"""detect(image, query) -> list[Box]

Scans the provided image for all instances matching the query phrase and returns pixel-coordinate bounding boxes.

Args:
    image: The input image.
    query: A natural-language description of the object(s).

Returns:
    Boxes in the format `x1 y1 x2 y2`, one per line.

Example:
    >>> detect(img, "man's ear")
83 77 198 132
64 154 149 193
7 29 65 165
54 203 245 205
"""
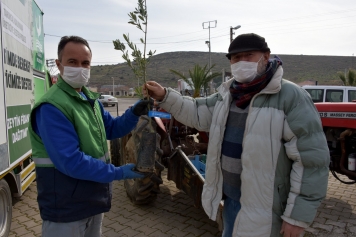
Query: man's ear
55 59 60 67
55 59 63 74
264 52 270 64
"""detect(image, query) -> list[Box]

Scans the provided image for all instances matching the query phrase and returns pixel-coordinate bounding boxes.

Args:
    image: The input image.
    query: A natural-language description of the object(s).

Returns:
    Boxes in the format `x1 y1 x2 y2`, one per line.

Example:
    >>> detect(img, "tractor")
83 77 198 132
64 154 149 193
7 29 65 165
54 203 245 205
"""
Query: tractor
315 102 356 184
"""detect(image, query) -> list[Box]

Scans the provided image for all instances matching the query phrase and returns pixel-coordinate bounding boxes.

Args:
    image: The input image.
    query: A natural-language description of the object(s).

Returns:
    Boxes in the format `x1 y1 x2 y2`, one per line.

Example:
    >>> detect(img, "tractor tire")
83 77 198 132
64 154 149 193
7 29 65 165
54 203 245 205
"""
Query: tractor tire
124 166 163 205
119 116 164 205
0 179 12 237
110 138 121 167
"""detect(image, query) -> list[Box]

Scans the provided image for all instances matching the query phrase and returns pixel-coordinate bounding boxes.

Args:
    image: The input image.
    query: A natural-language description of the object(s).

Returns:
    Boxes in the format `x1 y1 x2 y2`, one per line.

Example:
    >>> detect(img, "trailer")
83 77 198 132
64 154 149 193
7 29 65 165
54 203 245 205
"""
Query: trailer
0 1 48 236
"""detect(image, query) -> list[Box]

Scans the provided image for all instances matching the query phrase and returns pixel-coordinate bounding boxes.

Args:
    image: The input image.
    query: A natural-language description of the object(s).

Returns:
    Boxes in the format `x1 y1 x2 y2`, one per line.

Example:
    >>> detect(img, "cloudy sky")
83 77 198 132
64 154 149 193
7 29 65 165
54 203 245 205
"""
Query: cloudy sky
35 0 356 66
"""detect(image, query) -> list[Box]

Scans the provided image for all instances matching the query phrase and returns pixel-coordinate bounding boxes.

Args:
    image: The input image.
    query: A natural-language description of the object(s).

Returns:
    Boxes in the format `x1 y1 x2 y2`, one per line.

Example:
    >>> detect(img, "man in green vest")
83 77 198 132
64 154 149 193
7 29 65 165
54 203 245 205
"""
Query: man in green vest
29 35 149 237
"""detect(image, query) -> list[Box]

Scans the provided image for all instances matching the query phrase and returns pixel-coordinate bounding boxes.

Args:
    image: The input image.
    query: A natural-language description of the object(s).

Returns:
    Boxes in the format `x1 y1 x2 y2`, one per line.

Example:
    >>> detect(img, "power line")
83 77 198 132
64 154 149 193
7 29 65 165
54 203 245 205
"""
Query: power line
44 6 356 63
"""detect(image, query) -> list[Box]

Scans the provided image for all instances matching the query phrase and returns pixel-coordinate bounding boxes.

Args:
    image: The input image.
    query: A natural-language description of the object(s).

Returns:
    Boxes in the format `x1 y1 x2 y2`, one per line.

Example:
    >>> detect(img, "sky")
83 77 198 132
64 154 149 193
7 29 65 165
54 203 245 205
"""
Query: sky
35 0 356 66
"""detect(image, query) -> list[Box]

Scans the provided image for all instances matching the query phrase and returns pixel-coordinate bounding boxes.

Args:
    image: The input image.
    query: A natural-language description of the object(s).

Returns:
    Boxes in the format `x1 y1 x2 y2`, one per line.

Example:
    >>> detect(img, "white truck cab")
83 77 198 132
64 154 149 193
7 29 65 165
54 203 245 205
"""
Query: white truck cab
302 85 356 103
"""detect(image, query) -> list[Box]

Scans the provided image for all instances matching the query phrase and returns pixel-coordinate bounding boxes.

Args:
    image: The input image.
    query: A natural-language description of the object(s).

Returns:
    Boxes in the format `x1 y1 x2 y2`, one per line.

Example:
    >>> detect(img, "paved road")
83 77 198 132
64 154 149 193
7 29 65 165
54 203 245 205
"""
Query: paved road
8 97 356 236
104 97 138 116
9 170 220 237
8 172 356 237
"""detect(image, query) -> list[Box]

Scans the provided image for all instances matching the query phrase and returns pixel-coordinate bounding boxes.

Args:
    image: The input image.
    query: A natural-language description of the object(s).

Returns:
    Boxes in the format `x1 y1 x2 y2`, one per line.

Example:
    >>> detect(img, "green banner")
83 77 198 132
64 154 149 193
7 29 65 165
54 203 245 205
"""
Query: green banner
32 1 45 72
7 105 32 164
34 77 45 102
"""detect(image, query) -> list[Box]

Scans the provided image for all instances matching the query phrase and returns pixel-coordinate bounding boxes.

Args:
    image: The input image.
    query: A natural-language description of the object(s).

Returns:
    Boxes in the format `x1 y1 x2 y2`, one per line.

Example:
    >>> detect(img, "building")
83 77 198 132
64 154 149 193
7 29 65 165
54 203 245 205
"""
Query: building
98 84 130 96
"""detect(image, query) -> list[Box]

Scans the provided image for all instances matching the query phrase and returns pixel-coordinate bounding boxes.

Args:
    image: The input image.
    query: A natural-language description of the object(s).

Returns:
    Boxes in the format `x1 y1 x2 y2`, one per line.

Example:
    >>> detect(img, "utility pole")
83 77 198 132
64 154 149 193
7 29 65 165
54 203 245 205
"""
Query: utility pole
112 77 115 96
230 25 241 43
202 20 217 72
222 68 225 84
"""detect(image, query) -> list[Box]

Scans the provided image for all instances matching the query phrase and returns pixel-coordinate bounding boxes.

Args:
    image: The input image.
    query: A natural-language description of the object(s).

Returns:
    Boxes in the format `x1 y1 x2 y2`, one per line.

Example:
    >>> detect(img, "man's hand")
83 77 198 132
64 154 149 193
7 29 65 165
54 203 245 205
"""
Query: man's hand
131 99 153 116
143 81 166 101
120 163 145 180
280 221 305 237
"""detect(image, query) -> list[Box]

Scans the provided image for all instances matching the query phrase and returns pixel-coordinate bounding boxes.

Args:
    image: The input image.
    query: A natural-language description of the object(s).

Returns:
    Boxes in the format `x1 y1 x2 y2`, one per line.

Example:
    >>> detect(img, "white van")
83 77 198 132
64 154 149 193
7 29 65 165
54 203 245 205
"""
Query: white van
302 85 356 103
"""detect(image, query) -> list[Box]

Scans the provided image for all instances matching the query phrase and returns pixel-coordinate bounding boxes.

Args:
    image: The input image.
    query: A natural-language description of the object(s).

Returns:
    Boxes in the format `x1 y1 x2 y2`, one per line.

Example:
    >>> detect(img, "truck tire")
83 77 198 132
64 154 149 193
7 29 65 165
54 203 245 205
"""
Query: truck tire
0 179 12 237
118 116 164 205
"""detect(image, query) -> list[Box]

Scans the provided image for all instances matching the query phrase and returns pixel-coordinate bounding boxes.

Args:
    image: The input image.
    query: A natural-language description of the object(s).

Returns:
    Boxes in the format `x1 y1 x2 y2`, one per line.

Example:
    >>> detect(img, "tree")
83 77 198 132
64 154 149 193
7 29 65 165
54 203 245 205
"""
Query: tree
112 0 156 97
338 69 356 86
170 64 220 98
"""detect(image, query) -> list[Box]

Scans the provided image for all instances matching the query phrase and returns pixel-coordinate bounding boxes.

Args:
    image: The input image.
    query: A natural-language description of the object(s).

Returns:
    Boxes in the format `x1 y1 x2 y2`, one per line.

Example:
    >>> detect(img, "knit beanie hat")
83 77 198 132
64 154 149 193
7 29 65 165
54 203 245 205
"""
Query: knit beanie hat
226 33 270 60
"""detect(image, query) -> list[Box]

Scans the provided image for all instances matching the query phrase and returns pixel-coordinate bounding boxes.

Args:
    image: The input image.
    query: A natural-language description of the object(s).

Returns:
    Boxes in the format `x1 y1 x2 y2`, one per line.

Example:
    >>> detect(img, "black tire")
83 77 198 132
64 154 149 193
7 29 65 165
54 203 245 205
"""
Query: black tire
111 104 115 107
0 179 12 237
124 170 163 205
110 138 122 167
119 117 164 205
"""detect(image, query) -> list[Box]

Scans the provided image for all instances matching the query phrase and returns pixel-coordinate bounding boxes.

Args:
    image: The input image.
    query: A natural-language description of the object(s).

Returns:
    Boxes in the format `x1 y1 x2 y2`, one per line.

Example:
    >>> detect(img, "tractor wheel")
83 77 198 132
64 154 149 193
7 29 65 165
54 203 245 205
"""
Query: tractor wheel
110 138 122 167
124 165 163 205
120 116 164 205
0 179 12 237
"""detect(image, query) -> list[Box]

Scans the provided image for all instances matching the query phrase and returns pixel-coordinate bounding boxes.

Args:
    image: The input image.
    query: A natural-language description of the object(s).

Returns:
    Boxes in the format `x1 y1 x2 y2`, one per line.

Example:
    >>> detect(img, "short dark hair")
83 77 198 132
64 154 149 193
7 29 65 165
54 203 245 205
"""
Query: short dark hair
57 35 92 60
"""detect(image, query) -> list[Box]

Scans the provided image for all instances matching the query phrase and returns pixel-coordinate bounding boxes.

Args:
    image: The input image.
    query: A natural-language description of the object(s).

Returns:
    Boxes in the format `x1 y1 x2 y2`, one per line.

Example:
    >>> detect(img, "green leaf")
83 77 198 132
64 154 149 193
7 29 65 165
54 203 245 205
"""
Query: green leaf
348 69 356 86
123 34 129 43
132 13 137 22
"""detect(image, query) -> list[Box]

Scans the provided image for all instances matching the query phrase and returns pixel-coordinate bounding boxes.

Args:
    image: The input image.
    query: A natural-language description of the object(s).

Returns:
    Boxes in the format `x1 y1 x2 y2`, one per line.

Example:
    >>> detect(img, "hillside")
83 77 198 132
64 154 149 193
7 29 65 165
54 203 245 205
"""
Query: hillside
89 51 355 89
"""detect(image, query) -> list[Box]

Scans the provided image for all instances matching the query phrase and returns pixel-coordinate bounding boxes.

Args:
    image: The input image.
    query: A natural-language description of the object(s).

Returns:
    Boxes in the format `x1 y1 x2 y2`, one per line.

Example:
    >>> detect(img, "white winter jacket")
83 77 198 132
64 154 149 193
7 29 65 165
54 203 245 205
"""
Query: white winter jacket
158 66 329 237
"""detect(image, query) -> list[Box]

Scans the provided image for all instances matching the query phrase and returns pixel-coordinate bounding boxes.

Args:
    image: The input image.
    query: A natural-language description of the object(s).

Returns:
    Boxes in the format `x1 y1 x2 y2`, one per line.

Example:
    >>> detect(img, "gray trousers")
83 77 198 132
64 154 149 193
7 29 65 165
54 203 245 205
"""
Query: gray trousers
42 213 104 237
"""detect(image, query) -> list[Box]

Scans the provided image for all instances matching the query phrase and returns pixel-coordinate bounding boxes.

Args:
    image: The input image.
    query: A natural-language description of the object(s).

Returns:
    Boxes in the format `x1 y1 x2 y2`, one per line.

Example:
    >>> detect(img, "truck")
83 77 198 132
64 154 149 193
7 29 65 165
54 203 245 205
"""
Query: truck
177 78 193 96
302 85 356 103
0 0 48 236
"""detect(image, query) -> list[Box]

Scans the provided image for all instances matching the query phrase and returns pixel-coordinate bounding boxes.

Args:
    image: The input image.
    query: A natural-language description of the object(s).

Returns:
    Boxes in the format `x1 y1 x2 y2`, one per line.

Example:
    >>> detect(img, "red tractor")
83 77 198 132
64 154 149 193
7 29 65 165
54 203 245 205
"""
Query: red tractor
315 102 356 184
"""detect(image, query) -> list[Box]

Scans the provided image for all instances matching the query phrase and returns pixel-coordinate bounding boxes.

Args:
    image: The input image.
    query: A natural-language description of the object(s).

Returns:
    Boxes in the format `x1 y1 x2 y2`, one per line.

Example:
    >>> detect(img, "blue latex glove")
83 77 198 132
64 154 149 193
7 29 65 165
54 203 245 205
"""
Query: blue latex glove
131 99 154 116
119 163 145 180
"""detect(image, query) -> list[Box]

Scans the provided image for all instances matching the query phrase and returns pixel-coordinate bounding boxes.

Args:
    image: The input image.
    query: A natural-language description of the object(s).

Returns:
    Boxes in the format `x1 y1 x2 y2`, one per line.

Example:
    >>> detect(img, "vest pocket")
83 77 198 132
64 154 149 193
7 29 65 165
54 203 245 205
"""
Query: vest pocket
72 180 86 199
72 180 109 202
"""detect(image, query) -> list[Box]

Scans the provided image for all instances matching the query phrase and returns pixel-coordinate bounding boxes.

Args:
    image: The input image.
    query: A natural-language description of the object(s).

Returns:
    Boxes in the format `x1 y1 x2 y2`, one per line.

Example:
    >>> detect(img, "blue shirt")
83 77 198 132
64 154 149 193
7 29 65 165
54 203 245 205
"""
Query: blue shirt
33 93 139 183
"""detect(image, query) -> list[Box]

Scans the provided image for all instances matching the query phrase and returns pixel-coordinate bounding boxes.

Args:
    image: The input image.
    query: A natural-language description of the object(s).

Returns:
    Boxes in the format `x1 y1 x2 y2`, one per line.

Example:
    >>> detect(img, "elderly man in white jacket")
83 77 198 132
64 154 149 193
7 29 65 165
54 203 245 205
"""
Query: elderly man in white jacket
144 33 329 237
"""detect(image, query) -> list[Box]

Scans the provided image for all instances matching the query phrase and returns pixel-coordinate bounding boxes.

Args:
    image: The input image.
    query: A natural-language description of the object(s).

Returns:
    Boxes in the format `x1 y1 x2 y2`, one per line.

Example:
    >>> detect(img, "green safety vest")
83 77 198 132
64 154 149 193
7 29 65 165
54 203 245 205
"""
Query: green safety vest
29 76 109 167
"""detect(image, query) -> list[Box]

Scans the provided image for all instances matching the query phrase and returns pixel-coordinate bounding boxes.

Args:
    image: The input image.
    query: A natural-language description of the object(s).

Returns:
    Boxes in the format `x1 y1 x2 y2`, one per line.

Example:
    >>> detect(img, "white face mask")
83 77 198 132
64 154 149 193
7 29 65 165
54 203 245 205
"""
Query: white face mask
61 65 90 88
231 55 264 83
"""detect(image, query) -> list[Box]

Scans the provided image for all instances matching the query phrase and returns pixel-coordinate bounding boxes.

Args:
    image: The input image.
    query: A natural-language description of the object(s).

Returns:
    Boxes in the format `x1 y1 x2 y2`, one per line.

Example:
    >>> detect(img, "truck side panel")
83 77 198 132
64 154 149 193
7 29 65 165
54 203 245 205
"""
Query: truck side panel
0 0 7 174
1 0 33 172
